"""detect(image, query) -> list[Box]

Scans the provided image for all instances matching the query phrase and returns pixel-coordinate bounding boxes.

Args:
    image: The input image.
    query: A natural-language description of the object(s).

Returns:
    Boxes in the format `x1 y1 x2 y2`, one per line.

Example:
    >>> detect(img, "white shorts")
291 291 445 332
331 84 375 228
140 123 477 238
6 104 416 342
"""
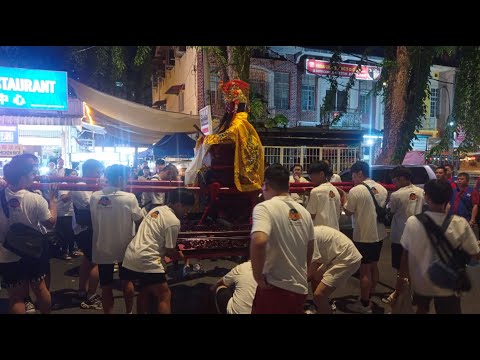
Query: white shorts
313 259 361 289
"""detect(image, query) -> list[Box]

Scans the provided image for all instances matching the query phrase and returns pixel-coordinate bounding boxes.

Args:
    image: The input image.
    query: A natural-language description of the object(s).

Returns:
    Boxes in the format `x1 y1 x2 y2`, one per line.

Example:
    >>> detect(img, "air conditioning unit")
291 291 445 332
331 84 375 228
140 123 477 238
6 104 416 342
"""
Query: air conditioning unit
175 46 186 58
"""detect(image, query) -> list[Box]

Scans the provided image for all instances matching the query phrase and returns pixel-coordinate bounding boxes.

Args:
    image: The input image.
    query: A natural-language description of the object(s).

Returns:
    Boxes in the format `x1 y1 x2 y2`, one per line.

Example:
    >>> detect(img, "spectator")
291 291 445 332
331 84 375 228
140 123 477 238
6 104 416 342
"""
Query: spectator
250 164 314 314
395 179 480 314
323 159 341 183
448 172 478 228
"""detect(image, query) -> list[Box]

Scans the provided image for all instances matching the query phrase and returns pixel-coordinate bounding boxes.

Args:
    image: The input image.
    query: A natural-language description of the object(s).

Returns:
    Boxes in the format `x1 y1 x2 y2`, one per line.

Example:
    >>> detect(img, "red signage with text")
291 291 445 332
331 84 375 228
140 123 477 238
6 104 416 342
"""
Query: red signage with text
306 59 382 81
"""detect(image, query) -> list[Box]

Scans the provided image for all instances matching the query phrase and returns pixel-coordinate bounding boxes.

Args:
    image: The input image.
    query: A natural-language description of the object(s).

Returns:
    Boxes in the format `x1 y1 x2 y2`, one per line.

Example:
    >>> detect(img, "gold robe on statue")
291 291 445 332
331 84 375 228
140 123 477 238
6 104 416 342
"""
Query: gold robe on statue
203 111 264 192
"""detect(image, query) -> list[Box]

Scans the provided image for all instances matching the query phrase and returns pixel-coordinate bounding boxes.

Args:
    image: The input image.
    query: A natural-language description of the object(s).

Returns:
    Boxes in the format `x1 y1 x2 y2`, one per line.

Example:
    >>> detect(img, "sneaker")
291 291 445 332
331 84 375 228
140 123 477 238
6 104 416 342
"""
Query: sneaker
182 265 193 278
61 254 73 261
346 300 372 314
381 291 397 304
25 301 36 314
80 294 103 310
113 263 119 273
305 309 317 314
71 250 83 258
330 301 337 312
192 263 204 273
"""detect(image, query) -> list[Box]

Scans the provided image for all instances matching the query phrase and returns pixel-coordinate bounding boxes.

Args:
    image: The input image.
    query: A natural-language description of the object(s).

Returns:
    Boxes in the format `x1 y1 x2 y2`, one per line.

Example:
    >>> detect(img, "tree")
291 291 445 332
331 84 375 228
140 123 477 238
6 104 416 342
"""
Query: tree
375 46 452 165
65 46 153 105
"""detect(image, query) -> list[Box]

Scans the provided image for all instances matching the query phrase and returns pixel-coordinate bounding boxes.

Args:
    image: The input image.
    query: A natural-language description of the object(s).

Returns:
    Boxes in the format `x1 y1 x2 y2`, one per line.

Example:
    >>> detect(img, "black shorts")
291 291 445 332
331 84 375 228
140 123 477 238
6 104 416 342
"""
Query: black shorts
98 263 125 287
413 293 461 314
76 229 93 262
354 241 383 264
120 266 167 289
391 243 404 270
0 256 50 288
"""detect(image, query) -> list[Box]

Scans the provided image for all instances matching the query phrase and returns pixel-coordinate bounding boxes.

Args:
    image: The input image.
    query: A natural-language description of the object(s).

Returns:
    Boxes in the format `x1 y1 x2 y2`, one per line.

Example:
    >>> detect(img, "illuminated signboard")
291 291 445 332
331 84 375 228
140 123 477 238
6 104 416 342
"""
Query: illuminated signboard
0 125 18 144
306 59 382 81
0 66 68 111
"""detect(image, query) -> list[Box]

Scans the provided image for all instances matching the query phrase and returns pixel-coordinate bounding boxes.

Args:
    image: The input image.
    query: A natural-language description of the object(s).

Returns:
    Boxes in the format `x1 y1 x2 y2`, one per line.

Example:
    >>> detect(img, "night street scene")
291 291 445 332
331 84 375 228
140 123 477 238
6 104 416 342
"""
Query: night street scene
0 45 479 315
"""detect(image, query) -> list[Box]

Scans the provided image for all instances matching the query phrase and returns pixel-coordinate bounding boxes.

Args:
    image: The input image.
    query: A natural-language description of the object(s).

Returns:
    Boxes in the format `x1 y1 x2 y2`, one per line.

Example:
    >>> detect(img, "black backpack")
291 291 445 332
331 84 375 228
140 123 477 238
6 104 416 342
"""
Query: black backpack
0 189 47 259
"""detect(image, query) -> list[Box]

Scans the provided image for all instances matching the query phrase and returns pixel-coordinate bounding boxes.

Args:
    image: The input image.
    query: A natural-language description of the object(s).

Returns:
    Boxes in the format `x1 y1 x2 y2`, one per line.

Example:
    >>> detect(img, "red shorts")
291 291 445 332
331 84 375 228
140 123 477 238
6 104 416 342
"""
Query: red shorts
251 285 307 314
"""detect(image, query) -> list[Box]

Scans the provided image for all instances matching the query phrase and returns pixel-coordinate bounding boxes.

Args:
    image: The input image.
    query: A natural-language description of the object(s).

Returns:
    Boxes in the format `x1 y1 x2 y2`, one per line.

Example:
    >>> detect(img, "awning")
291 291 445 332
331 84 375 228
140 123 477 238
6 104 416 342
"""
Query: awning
69 79 198 133
165 84 185 95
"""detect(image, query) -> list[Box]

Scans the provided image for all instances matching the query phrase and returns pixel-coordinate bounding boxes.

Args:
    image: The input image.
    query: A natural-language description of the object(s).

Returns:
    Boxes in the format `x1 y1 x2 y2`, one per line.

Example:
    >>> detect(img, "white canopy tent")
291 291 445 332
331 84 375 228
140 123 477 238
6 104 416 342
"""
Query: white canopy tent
69 79 200 142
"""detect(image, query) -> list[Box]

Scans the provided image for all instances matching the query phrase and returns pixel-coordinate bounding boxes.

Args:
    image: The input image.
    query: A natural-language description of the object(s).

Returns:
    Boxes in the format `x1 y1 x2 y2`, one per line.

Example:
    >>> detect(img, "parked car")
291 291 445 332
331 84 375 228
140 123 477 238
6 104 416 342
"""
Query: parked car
339 164 437 188
337 164 437 236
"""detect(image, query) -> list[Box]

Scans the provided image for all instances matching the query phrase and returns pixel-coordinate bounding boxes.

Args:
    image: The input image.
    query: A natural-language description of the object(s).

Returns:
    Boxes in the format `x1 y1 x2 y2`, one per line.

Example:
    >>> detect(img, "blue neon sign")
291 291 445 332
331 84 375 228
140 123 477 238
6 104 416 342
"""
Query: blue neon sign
0 66 68 111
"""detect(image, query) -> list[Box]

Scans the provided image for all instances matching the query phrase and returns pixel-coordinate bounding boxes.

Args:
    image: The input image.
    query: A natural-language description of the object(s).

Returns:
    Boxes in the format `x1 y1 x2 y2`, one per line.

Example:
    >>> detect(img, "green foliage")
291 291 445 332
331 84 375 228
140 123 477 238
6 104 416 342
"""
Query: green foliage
320 49 363 125
265 114 289 128
450 47 480 153
66 46 154 105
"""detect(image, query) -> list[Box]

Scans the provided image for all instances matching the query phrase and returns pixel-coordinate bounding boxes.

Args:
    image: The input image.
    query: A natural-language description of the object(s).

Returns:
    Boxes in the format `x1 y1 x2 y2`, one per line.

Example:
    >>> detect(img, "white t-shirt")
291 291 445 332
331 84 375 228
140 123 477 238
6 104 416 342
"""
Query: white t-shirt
312 226 362 266
71 183 92 236
289 176 309 204
123 205 180 273
330 174 341 183
401 212 480 297
0 189 51 263
388 184 425 244
344 179 388 243
58 183 74 217
141 174 165 207
306 182 341 230
90 186 144 264
223 261 257 314
56 167 66 177
251 195 314 295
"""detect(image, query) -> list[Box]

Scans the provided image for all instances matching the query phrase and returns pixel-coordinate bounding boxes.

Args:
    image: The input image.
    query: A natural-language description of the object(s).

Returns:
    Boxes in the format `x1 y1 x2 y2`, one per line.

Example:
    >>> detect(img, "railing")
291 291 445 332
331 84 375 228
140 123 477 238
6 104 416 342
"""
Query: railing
320 110 362 130
263 146 358 174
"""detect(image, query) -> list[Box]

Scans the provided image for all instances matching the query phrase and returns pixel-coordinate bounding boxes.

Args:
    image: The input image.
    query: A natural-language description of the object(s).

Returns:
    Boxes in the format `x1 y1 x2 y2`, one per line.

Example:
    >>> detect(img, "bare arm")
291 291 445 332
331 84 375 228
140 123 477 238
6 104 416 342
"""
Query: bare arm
470 205 478 227
41 184 58 229
250 231 270 289
395 249 409 292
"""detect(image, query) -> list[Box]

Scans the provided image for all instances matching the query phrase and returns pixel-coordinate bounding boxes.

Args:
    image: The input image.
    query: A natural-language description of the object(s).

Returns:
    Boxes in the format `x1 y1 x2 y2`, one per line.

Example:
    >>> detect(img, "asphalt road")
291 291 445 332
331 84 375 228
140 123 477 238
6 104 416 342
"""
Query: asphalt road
1 234 478 314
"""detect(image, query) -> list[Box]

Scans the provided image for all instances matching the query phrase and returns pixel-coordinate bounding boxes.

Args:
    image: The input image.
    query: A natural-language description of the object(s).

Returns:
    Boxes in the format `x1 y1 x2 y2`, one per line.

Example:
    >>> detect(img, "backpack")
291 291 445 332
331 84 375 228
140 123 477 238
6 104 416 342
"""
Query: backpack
0 189 47 259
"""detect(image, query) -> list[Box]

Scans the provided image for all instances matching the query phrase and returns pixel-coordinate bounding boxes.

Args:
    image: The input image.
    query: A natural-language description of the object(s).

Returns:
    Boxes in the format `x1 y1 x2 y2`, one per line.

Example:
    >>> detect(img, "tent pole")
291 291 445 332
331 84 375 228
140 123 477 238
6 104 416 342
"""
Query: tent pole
134 146 138 169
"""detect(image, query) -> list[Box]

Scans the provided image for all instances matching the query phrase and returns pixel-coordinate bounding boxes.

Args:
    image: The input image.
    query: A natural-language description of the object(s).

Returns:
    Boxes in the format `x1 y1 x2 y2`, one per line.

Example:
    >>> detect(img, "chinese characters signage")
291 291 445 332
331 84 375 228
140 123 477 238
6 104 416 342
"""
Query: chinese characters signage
0 144 22 157
199 105 212 136
0 125 18 144
0 66 68 111
306 59 382 81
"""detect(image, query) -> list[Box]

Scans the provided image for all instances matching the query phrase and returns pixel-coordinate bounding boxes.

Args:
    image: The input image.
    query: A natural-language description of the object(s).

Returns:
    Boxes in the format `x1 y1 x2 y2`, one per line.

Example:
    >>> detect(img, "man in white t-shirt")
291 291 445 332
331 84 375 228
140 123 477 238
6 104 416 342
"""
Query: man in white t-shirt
344 161 387 314
0 154 58 314
306 161 341 230
382 166 425 304
396 179 480 314
69 159 104 310
289 164 309 205
57 181 76 260
308 226 362 314
90 164 144 314
56 158 66 178
322 159 341 183
122 188 194 314
141 164 179 212
250 164 315 314
211 260 257 314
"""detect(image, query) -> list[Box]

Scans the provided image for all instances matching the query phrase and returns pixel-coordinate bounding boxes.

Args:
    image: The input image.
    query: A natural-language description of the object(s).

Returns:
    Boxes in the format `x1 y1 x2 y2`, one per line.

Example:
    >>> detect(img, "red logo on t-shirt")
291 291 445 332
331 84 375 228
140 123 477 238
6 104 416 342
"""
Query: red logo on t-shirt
329 190 336 198
372 187 379 195
150 211 159 218
409 193 417 200
288 208 302 221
